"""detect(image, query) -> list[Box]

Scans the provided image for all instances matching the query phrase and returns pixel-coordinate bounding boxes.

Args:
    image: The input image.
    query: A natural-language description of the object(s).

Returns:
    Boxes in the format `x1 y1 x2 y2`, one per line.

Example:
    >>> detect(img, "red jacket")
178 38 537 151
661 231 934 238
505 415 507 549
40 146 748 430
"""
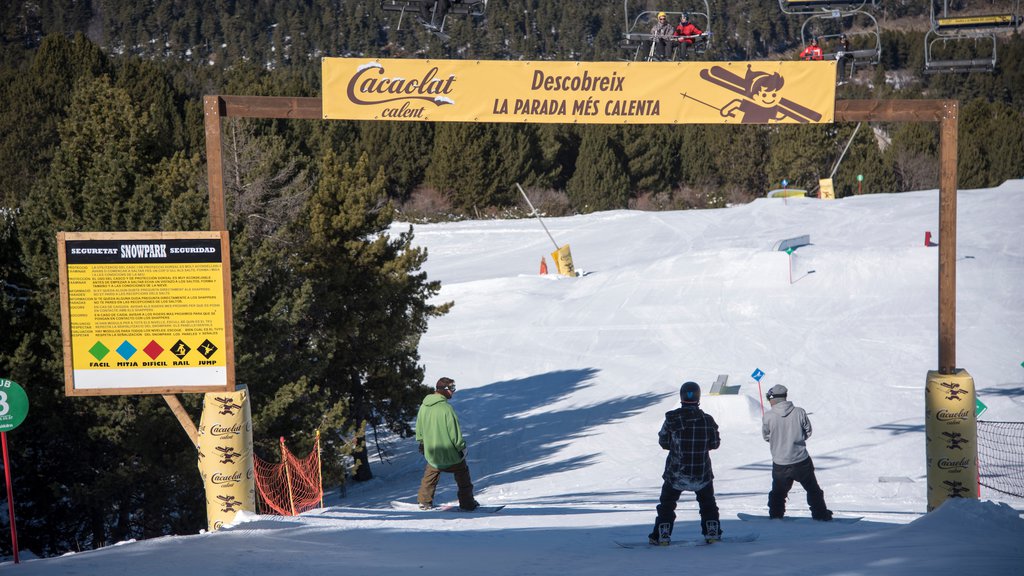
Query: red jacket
799 44 823 60
674 22 703 44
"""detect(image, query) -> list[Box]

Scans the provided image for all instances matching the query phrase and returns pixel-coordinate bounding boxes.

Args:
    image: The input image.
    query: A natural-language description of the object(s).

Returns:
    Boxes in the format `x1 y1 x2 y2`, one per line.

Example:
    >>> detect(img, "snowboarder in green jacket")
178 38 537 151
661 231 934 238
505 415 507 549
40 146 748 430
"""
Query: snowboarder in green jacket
415 377 479 510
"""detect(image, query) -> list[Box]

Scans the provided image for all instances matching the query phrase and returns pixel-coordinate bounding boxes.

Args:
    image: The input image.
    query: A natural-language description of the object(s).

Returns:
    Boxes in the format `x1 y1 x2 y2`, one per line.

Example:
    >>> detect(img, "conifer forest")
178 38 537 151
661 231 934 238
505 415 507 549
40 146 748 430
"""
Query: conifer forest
1 0 1022 557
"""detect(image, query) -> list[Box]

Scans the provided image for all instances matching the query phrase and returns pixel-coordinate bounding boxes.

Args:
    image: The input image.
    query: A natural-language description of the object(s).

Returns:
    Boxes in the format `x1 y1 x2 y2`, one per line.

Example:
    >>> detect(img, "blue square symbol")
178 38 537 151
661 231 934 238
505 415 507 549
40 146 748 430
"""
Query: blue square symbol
116 341 138 360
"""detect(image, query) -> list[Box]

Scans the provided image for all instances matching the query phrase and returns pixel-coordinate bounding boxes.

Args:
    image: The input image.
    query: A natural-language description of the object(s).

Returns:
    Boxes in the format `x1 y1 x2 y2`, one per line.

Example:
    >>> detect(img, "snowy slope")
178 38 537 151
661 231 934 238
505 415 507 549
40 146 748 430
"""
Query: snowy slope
6 183 1024 575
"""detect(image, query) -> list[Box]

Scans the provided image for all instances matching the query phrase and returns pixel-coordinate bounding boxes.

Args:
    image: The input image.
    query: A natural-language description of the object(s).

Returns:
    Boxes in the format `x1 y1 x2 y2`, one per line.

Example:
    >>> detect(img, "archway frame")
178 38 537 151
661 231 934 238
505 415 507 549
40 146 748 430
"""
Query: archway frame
202 95 961 375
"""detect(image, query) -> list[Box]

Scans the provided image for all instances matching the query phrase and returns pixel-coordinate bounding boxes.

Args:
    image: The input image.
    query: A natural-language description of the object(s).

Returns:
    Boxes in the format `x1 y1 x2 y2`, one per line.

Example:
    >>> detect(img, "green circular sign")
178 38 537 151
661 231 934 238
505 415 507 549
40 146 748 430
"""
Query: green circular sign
857 174 864 182
0 378 29 432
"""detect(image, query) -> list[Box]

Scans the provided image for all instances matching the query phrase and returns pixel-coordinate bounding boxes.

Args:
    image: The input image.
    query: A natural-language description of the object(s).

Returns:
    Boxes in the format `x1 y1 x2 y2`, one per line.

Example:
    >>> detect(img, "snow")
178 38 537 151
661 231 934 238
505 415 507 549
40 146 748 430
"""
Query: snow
6 182 1024 574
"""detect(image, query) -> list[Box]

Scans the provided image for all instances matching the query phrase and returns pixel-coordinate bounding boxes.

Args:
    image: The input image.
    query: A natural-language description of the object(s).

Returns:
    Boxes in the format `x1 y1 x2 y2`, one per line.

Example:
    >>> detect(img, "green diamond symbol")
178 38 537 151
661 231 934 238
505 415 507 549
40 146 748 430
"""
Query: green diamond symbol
89 341 110 361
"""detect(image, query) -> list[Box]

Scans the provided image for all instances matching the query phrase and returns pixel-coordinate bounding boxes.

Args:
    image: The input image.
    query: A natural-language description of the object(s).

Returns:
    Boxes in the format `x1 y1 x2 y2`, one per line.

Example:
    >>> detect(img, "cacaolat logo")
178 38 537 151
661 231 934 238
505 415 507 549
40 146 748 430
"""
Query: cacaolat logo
212 472 243 485
211 423 243 438
936 408 970 423
937 457 970 472
346 62 457 119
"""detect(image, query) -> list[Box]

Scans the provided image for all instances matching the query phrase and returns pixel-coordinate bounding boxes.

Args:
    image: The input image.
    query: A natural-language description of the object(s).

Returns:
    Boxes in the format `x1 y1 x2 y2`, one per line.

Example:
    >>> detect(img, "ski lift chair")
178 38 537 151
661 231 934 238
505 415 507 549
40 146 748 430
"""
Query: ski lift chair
621 0 712 61
801 14 881 79
785 0 880 81
381 0 486 34
923 0 1022 73
778 0 877 16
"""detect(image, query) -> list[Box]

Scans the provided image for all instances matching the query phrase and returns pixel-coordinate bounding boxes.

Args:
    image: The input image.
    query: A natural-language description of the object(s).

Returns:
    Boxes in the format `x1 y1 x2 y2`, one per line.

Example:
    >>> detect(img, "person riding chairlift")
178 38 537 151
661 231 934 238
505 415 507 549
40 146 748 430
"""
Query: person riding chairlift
799 37 824 61
673 13 704 60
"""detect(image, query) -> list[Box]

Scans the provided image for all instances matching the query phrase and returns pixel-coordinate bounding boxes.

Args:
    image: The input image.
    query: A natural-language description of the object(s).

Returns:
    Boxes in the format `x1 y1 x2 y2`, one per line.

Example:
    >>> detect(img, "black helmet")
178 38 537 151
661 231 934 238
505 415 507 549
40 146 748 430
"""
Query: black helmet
679 381 701 405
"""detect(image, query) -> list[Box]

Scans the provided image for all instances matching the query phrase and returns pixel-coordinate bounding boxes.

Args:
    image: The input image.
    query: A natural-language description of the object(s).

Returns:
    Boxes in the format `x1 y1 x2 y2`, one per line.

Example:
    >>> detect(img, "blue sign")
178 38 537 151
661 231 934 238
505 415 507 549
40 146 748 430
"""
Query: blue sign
751 368 765 382
782 179 788 188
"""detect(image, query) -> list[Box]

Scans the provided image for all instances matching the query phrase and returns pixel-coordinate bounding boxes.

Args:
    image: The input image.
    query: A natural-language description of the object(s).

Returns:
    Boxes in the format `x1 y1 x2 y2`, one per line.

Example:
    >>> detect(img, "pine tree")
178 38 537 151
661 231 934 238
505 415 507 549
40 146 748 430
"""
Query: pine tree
536 123 580 192
986 103 1024 183
766 123 834 193
714 124 769 201
15 68 200 554
885 122 939 192
957 99 993 189
0 33 109 207
426 122 500 214
357 120 435 203
566 125 629 213
835 123 893 198
299 150 449 480
623 125 679 196
492 123 542 199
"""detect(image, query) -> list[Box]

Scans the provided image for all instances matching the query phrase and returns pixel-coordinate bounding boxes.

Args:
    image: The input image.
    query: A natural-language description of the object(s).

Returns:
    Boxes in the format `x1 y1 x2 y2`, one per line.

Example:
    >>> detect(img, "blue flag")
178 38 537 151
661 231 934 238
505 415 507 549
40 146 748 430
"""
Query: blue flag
751 368 765 382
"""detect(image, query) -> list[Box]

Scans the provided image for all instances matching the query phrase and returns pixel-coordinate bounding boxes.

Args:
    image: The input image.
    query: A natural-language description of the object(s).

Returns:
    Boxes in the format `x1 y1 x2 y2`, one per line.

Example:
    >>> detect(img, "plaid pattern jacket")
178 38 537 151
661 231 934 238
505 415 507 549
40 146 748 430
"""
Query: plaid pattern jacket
659 405 720 491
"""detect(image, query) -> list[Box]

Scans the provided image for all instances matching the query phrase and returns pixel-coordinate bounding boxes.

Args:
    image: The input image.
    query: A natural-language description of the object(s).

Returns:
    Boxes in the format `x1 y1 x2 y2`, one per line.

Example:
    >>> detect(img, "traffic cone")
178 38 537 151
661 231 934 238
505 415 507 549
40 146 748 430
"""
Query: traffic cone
539 257 548 275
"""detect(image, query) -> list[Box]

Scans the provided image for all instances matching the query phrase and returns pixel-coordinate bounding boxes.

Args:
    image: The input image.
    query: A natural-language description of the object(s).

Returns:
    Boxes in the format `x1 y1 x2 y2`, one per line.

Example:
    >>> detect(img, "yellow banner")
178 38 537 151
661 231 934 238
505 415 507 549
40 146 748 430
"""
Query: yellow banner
323 58 835 125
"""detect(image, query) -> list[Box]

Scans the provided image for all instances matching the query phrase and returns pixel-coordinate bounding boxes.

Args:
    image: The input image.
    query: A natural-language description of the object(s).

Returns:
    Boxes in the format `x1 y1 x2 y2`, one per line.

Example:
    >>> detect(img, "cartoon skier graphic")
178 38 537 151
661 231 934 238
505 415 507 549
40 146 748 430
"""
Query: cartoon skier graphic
684 65 824 124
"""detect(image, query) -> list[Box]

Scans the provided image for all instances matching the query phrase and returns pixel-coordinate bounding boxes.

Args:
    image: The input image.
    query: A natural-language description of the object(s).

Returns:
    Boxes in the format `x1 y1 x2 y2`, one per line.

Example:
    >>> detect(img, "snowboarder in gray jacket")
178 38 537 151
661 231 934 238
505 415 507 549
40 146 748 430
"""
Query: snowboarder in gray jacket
648 381 721 545
762 384 833 520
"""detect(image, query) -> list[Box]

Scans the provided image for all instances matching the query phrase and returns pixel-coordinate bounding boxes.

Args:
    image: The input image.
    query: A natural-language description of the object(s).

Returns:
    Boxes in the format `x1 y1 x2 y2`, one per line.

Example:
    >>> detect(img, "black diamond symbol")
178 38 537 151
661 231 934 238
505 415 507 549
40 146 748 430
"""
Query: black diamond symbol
170 340 191 359
198 339 218 359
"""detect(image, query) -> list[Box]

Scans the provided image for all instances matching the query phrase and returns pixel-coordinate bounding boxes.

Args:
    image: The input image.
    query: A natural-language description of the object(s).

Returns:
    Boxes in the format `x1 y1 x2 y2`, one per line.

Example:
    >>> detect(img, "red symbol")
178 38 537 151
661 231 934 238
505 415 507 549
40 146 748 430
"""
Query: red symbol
144 340 164 360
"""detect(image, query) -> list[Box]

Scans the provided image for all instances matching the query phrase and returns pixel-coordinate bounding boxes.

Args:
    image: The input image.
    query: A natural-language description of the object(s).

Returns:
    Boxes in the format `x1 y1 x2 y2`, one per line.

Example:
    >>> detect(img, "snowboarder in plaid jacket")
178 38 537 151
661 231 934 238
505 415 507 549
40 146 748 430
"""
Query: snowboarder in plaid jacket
648 381 722 544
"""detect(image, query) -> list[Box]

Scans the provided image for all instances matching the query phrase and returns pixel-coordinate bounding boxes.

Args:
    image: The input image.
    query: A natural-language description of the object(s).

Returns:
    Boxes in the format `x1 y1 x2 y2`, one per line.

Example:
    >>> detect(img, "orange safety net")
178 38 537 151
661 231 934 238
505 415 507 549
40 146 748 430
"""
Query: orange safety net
254 434 323 516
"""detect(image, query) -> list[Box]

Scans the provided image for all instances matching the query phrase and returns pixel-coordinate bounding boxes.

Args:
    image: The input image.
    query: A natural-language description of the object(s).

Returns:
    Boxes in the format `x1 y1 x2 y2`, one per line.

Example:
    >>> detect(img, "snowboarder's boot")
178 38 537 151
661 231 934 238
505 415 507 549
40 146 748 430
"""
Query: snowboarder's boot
704 520 721 543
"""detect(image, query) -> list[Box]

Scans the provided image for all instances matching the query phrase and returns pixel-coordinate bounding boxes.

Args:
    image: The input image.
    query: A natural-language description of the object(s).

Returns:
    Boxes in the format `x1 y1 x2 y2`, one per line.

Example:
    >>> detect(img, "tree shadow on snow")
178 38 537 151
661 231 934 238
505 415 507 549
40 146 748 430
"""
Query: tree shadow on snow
978 385 1024 398
453 368 663 492
344 368 663 509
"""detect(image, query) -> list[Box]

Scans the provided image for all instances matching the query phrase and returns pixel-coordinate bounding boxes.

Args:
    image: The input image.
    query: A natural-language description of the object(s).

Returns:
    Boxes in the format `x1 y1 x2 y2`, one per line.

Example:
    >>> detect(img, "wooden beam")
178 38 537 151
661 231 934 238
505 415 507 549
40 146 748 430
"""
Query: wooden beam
938 101 959 374
219 96 322 120
163 394 198 447
835 99 948 123
203 96 227 232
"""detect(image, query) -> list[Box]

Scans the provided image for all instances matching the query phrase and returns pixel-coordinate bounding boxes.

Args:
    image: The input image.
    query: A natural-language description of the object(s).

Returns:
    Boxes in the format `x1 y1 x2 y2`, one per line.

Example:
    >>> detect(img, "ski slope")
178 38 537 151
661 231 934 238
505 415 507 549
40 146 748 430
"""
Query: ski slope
7 182 1024 575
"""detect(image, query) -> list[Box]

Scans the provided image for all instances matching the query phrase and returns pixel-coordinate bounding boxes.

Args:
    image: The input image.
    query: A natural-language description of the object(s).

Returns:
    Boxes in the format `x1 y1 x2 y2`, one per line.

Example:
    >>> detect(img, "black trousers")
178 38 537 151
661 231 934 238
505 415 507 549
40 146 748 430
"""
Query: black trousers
650 479 720 538
768 456 830 518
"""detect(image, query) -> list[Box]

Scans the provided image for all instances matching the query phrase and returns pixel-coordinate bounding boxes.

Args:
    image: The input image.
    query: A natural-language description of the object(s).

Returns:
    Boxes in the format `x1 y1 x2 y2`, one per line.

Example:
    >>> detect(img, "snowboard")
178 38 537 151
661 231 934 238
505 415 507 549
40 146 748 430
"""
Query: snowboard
737 512 862 524
615 533 759 549
391 501 504 513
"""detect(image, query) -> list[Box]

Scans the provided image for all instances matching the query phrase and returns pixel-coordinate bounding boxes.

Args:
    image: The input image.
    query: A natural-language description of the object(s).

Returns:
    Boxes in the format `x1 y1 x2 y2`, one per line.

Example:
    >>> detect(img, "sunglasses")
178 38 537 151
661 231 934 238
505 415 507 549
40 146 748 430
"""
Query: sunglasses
441 385 456 392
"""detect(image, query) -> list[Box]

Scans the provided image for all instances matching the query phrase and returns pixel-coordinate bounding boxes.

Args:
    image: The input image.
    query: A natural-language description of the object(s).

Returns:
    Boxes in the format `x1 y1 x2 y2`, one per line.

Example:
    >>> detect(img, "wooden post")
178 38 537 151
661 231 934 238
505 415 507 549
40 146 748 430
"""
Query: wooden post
282 437 297 516
938 101 959 374
163 395 198 446
316 430 324 509
204 96 227 233
835 99 959 374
